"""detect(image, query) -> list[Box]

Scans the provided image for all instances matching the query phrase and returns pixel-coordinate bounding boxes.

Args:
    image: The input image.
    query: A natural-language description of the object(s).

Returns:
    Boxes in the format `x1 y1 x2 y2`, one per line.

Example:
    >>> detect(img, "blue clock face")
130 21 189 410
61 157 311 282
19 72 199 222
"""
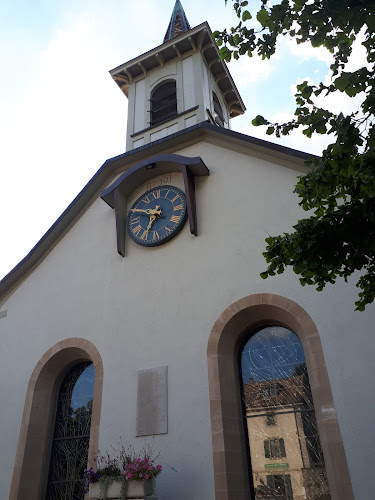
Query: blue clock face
127 185 187 247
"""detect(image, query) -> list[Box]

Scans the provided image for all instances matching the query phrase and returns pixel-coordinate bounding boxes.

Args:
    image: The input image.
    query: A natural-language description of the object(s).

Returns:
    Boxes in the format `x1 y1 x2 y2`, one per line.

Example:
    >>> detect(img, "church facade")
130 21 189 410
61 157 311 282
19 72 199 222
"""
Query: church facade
1 3 373 500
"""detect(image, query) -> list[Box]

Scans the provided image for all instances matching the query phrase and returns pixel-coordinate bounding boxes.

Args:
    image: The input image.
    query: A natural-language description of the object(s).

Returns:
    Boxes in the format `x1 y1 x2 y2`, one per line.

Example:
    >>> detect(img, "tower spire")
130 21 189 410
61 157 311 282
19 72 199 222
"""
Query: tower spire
163 0 191 43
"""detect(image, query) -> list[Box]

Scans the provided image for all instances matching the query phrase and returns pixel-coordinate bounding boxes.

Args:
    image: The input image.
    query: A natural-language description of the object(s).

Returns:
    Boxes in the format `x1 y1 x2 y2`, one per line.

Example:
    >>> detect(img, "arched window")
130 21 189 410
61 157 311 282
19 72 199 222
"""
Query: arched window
45 362 95 500
10 339 102 500
207 294 353 500
212 92 225 127
150 81 177 126
240 326 331 500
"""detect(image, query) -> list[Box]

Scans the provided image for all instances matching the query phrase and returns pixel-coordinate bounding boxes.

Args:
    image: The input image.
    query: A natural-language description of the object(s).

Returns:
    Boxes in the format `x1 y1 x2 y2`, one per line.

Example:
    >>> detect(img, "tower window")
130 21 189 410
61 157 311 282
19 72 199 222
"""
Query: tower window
213 92 225 127
150 81 177 126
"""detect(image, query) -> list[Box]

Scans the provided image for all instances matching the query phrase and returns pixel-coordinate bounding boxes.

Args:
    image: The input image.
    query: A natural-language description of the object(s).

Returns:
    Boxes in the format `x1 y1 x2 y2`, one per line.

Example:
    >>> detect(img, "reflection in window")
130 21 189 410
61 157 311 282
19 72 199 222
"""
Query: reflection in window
264 438 286 458
266 413 276 426
241 326 331 500
45 362 95 500
150 81 177 126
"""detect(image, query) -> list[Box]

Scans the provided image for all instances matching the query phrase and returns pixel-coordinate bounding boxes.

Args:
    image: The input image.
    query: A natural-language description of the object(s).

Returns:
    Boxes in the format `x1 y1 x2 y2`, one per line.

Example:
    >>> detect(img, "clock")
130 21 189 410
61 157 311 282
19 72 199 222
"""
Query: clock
127 185 187 247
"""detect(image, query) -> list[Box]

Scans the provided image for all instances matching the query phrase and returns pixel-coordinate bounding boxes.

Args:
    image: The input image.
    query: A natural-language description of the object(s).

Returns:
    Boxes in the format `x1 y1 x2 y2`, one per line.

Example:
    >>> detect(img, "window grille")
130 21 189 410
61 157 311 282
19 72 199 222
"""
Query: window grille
45 362 95 500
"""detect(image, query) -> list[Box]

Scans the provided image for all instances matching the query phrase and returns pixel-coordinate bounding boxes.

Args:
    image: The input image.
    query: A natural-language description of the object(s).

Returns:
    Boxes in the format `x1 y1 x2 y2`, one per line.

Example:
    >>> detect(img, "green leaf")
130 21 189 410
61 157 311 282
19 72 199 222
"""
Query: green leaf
252 115 269 126
242 10 252 21
334 74 350 92
219 46 231 61
257 8 269 27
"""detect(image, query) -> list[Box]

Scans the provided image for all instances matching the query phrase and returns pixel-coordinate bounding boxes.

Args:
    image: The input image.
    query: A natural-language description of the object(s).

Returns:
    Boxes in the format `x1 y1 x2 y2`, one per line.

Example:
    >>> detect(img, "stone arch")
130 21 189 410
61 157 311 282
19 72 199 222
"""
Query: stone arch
10 338 103 500
207 293 353 500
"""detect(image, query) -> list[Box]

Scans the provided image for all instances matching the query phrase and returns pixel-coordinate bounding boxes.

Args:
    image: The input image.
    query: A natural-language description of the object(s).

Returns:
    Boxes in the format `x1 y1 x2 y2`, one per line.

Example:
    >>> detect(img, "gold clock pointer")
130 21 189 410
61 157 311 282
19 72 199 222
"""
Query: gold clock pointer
144 214 157 238
130 205 162 217
146 214 157 232
131 206 162 239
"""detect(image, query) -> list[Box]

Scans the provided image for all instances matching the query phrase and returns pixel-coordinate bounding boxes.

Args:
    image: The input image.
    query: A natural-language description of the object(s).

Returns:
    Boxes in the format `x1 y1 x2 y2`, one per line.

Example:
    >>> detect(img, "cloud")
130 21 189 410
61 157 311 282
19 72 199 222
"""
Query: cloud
228 53 276 87
0 17 126 280
285 36 333 65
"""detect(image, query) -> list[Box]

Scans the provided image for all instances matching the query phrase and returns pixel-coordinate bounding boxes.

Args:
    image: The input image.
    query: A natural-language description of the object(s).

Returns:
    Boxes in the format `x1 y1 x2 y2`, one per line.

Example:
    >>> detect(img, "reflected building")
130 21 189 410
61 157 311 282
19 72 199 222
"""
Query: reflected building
241 327 331 500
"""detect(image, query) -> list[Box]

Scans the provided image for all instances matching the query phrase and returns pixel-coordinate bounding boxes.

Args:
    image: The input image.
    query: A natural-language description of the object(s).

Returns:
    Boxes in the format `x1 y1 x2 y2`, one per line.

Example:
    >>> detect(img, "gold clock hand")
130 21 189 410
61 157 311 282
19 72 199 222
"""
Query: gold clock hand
130 208 152 214
146 215 157 232
130 206 162 216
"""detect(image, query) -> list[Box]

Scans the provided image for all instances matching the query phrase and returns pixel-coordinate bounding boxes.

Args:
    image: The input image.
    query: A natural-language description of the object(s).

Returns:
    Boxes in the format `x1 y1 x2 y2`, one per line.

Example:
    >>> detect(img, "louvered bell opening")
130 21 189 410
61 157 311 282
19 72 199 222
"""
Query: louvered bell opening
150 81 177 126
213 92 225 127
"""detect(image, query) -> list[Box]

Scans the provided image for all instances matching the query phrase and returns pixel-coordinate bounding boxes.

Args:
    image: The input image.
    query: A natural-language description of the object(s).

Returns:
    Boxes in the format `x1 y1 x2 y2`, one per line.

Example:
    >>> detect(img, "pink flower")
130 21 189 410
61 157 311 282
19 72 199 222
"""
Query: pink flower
127 473 132 479
148 466 152 470
156 465 162 470
145 474 149 480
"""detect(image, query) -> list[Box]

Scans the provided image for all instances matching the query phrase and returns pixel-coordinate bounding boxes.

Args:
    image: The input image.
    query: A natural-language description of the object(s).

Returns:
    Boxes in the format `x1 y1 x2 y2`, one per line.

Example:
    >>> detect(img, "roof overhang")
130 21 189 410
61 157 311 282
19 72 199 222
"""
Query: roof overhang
110 22 246 119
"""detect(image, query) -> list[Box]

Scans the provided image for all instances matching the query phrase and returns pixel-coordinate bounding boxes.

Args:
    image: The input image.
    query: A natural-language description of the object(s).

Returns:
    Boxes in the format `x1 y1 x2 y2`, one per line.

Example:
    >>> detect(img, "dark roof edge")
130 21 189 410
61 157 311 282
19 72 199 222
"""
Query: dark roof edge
0 121 314 302
208 122 314 161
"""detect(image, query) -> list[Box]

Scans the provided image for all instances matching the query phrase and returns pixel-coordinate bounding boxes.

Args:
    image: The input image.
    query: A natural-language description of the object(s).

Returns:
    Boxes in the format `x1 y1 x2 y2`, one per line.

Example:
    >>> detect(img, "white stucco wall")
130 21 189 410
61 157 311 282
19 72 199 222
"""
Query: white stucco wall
1 140 373 499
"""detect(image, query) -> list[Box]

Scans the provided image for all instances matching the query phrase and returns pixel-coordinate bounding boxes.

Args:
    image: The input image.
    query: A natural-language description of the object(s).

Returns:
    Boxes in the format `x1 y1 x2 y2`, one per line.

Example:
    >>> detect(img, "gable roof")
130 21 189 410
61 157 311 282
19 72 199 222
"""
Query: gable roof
0 122 313 302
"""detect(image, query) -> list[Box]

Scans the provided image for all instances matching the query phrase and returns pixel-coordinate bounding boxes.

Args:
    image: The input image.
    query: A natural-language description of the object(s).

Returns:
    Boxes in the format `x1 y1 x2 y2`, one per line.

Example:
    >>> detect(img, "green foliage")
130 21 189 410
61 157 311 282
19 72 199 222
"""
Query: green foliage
215 0 375 310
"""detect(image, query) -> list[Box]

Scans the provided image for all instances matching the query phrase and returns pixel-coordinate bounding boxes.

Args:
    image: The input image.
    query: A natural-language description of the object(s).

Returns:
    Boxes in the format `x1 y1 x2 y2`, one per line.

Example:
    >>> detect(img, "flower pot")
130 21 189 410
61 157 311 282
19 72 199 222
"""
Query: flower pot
89 480 122 499
127 479 154 498
89 478 154 499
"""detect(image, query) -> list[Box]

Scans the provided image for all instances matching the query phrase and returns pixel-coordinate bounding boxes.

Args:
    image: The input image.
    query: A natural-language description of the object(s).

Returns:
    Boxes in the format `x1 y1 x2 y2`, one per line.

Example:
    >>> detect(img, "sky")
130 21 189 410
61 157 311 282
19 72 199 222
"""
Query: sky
0 0 365 280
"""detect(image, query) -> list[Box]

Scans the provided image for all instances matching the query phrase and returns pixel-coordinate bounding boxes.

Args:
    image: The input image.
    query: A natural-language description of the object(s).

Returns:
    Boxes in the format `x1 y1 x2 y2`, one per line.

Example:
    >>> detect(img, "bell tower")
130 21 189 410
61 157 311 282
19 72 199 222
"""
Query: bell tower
110 1 246 151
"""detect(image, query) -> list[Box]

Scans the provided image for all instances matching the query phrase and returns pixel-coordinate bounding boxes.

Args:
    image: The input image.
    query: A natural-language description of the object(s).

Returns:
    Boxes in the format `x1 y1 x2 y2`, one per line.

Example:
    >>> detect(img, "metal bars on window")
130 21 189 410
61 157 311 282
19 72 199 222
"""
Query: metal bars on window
45 362 95 500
